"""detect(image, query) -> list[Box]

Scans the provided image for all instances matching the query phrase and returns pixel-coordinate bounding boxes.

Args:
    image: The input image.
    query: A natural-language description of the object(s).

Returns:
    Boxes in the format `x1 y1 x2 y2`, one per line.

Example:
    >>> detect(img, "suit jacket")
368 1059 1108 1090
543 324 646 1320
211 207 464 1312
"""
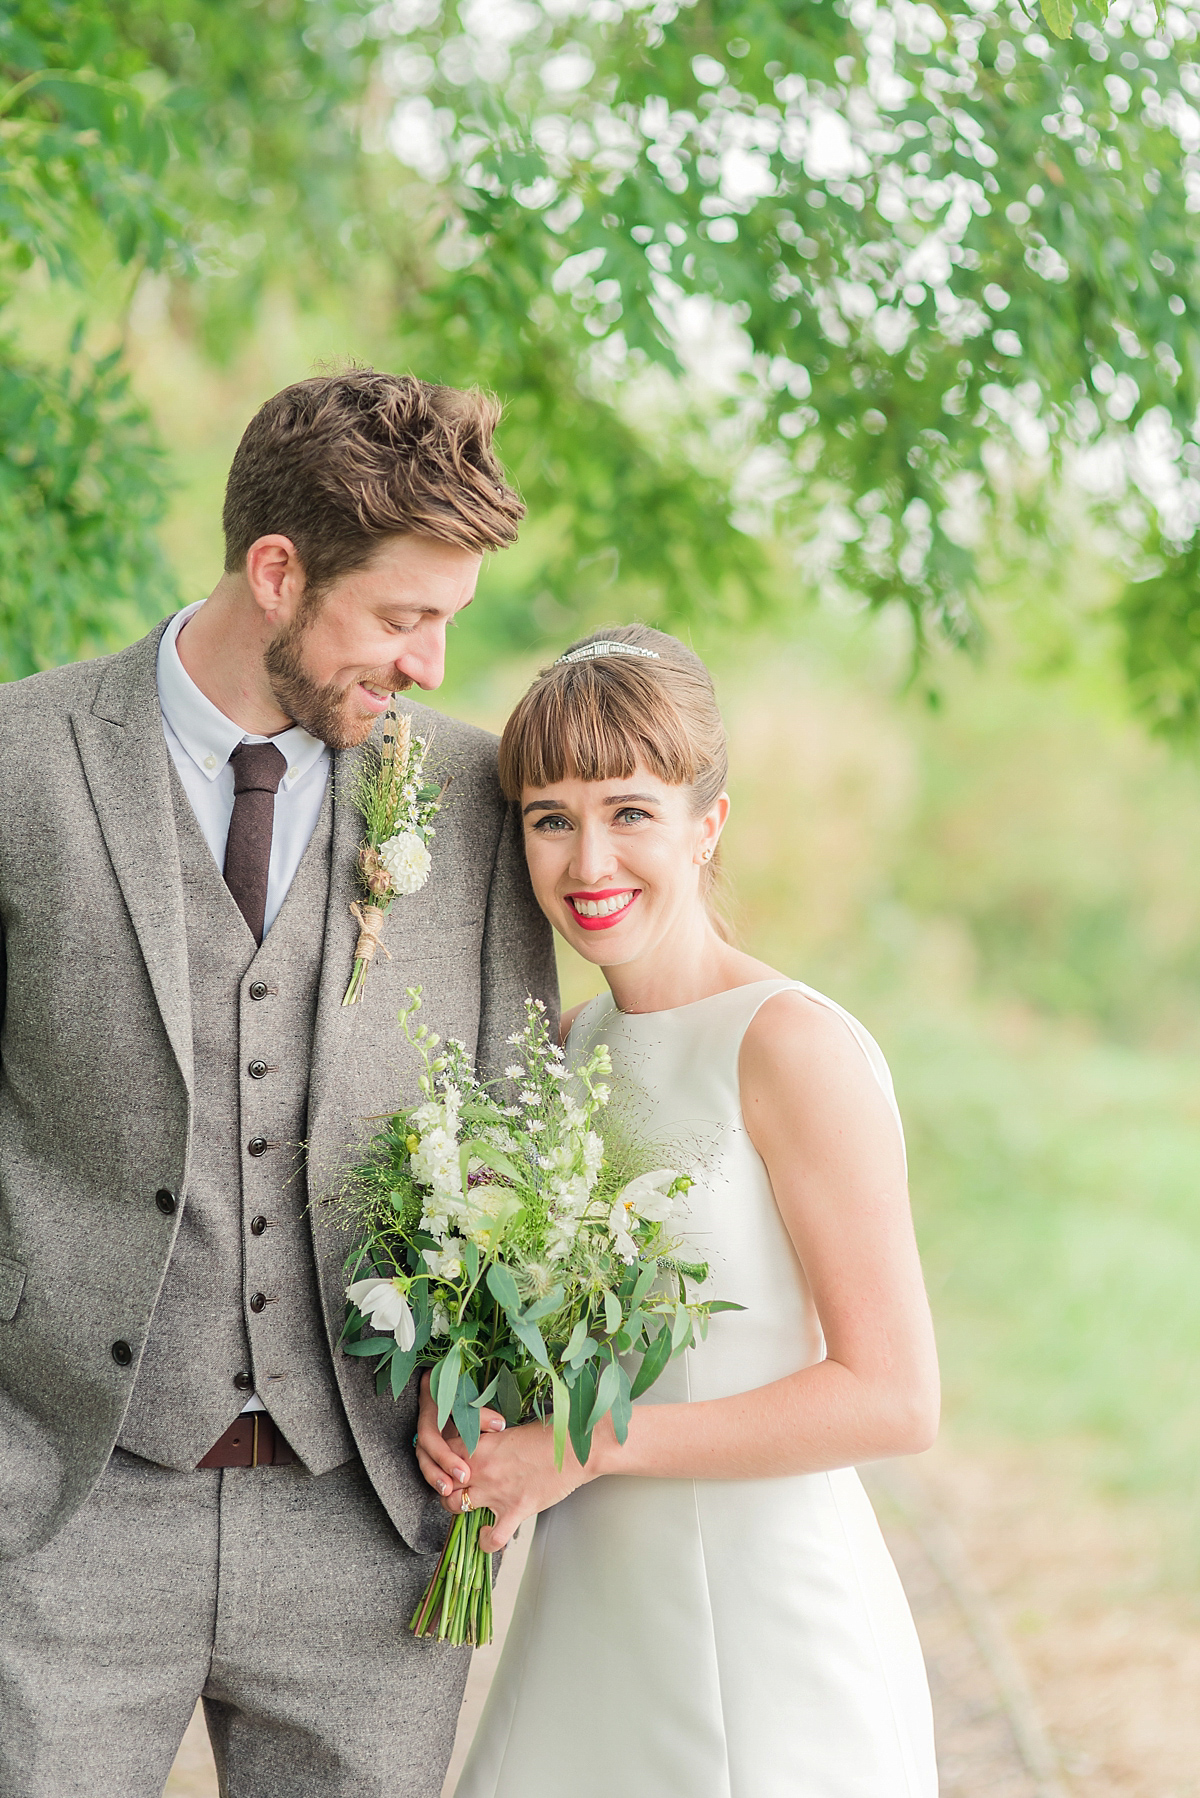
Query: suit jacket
0 622 557 1558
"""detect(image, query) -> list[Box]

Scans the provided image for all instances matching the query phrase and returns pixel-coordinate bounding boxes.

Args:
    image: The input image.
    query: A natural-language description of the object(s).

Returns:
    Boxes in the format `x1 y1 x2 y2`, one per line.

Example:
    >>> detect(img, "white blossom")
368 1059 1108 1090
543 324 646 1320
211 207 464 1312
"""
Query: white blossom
425 1241 465 1280
431 1303 451 1338
608 1170 678 1262
379 829 433 895
346 1278 416 1349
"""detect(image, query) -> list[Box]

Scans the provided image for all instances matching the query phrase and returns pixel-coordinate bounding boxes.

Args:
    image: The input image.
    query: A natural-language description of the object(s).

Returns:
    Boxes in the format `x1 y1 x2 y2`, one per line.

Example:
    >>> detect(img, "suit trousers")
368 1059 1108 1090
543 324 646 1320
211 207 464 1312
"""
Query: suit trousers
0 1449 470 1798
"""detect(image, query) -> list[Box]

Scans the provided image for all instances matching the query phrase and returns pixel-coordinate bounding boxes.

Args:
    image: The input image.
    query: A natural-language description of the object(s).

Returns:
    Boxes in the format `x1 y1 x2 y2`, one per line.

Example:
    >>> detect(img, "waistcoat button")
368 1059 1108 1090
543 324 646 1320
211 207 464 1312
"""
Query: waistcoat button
249 981 269 1000
249 1292 267 1313
155 1188 177 1216
250 1215 268 1235
233 1370 254 1391
111 1340 133 1367
248 1059 269 1080
248 1137 268 1158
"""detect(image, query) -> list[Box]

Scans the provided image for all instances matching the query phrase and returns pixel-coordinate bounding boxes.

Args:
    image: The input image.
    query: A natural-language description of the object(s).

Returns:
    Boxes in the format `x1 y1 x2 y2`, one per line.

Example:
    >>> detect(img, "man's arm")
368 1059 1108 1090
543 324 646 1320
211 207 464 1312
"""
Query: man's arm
475 797 558 1082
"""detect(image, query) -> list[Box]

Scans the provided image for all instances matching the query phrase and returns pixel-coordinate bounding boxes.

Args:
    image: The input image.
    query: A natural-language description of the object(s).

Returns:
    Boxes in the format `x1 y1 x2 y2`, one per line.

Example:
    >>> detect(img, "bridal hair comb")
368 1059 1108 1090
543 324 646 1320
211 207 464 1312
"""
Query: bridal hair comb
555 640 661 665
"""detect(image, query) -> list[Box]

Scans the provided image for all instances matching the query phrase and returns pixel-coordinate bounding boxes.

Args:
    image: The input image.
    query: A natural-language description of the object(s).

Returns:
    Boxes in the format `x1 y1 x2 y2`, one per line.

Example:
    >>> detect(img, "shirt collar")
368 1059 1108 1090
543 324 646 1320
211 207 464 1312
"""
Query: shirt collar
157 601 328 789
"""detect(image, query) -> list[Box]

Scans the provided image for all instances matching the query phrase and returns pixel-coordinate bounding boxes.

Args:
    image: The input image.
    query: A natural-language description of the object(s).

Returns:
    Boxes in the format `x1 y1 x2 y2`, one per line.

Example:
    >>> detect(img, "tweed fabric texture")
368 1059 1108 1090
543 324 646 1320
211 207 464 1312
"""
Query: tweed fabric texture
0 1447 469 1798
0 621 558 1560
117 772 355 1473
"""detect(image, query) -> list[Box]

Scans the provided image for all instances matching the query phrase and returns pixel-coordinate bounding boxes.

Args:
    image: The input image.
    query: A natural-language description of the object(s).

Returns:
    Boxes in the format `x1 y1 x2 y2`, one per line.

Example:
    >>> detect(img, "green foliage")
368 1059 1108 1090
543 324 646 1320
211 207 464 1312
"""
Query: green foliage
0 0 376 669
1118 535 1200 739
0 333 173 679
380 0 1200 652
8 0 1200 724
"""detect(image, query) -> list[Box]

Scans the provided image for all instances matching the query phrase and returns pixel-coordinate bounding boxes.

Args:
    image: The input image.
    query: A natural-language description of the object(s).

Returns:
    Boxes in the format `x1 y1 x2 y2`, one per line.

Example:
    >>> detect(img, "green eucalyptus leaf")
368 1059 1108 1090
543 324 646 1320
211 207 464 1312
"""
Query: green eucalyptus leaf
585 1357 622 1435
496 1365 524 1427
630 1324 673 1401
486 1263 522 1314
431 1342 463 1430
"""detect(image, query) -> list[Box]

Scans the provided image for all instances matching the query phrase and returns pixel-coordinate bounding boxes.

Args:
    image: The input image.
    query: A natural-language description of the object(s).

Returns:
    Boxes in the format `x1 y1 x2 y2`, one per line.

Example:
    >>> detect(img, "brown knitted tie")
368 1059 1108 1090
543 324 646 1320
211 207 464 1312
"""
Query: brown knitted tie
223 742 287 945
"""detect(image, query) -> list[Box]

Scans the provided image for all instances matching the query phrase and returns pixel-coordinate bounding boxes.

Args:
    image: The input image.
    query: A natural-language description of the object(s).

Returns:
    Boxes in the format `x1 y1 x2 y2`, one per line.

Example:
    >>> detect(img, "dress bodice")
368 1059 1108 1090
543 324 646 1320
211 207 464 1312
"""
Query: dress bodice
569 978 905 1405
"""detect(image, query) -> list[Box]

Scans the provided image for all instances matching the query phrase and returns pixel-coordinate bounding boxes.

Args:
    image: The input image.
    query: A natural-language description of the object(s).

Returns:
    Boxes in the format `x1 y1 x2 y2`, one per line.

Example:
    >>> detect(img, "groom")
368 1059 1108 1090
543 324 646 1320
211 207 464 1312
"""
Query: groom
0 369 556 1797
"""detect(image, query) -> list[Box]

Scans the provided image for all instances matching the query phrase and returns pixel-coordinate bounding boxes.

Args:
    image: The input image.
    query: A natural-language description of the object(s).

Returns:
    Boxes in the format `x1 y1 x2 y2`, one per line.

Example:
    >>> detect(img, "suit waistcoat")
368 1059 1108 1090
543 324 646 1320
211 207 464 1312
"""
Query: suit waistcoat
117 768 356 1473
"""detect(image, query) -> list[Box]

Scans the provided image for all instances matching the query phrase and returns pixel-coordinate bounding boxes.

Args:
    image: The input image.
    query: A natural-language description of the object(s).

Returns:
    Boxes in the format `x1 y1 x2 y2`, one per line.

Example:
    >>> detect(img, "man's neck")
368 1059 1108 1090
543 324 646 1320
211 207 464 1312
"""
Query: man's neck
176 580 293 736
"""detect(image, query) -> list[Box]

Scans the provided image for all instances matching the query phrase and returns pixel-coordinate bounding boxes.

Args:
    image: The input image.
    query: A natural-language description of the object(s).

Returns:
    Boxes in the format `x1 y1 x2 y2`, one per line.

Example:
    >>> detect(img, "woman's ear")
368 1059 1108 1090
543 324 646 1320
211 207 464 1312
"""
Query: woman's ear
694 792 730 864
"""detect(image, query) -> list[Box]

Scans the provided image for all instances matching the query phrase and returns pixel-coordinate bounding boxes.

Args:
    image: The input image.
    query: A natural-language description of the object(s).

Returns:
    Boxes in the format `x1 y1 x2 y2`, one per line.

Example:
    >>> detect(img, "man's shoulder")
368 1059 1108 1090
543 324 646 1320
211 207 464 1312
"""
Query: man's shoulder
0 625 166 735
401 697 498 757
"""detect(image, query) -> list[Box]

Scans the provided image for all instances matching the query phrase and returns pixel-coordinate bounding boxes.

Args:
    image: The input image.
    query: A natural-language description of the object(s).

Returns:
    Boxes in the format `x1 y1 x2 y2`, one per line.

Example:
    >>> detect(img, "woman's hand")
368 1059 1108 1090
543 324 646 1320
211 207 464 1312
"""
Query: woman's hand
449 1417 596 1551
414 1369 507 1499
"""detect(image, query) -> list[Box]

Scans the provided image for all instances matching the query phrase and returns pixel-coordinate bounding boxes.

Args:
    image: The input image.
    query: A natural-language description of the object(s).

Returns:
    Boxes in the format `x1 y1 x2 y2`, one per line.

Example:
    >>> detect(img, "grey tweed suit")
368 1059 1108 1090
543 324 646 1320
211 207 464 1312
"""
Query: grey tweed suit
0 621 557 1797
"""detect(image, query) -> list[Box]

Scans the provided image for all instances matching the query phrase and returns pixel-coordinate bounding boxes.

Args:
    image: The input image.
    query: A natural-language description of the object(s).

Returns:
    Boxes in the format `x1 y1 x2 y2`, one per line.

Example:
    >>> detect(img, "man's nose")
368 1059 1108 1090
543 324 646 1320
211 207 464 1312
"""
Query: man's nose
394 623 447 691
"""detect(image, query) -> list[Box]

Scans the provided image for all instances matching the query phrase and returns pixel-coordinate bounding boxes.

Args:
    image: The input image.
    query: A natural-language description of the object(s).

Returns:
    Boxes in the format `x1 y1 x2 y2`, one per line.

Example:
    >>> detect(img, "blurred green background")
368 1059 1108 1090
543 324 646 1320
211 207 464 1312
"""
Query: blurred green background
6 0 1200 1603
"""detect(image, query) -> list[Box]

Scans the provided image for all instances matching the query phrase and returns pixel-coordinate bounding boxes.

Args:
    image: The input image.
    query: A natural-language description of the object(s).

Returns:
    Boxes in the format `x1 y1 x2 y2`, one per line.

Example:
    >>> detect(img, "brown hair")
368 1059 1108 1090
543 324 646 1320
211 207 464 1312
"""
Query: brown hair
222 368 524 596
498 624 729 899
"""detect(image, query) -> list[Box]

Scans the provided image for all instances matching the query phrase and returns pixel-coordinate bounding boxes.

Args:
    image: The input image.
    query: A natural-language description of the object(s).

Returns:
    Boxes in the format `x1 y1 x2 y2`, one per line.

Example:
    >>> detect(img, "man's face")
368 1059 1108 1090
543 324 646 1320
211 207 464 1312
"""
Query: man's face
264 535 482 749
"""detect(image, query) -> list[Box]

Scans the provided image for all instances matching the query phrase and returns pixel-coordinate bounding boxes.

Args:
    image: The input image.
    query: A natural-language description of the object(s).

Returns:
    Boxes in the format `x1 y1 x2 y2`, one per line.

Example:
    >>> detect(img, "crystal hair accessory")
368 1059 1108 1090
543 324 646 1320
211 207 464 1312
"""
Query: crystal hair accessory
555 641 661 665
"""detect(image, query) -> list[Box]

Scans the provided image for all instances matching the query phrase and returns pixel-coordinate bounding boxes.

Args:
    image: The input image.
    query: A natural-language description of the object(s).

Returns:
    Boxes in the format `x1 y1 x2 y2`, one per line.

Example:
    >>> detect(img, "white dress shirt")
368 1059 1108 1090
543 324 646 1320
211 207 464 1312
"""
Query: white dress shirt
156 602 330 937
157 602 330 1418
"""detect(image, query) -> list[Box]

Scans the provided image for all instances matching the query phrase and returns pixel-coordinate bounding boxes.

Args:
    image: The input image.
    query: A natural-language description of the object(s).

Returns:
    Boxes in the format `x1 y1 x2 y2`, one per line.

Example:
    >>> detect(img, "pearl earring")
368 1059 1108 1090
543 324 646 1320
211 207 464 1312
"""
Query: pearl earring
700 847 713 863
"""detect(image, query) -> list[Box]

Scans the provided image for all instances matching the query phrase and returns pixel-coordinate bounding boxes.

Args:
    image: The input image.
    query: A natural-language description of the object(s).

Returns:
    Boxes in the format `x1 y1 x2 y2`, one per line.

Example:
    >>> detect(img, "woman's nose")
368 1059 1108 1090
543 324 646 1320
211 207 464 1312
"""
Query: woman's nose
570 824 617 884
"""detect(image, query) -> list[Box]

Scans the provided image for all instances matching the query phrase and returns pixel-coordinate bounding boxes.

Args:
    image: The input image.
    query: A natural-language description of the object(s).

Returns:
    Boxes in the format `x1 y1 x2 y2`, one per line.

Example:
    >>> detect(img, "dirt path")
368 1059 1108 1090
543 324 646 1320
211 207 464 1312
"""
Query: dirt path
165 1449 1099 1797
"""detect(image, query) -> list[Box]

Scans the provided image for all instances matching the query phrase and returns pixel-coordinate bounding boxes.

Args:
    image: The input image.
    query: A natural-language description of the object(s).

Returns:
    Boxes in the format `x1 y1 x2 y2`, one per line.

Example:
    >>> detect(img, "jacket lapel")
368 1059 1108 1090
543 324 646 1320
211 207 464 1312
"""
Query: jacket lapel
71 624 194 1094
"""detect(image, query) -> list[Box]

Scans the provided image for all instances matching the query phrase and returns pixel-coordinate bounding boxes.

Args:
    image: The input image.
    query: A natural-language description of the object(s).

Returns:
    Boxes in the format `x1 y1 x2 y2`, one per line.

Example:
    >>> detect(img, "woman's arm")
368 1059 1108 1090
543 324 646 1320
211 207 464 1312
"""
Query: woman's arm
418 990 939 1549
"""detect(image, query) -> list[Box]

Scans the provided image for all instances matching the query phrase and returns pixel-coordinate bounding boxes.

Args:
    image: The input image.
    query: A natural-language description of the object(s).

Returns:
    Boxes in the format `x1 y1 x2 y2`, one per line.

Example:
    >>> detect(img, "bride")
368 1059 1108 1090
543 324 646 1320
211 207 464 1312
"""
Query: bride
417 625 940 1797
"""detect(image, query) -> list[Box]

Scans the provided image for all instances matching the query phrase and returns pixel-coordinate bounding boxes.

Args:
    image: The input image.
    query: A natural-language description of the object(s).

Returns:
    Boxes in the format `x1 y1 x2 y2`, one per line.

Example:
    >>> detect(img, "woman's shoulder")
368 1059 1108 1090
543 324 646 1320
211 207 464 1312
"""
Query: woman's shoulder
740 982 903 1139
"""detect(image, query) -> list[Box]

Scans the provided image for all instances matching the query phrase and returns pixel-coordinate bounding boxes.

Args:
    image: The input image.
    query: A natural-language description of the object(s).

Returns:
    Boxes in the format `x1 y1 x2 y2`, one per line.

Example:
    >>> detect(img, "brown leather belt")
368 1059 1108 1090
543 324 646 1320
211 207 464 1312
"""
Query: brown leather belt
197 1413 298 1469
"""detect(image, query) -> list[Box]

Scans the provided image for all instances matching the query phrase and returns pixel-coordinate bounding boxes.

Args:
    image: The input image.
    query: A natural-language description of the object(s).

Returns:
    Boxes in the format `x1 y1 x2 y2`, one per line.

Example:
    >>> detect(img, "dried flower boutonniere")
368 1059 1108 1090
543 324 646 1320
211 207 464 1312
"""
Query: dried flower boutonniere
342 701 445 1007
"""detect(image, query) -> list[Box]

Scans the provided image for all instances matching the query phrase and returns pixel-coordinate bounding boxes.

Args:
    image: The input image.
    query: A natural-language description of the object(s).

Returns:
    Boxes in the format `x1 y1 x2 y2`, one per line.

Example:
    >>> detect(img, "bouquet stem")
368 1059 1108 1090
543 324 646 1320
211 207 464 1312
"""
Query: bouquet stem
410 1507 495 1645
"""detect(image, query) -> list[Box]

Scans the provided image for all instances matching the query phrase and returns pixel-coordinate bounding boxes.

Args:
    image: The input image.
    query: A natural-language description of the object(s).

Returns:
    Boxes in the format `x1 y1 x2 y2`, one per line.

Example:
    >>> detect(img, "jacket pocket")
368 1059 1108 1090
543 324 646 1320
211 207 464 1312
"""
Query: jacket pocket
0 1256 26 1322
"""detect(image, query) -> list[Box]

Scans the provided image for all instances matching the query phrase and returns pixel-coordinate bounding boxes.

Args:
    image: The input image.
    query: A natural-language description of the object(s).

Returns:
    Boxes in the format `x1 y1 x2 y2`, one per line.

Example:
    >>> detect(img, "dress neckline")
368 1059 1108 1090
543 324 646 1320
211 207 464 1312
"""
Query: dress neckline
596 976 795 1023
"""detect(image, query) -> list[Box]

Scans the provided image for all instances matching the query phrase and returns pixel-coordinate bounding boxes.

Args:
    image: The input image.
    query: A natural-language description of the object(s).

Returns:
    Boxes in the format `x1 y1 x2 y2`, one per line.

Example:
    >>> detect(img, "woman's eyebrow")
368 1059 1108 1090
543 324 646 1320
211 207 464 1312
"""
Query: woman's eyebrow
522 792 657 816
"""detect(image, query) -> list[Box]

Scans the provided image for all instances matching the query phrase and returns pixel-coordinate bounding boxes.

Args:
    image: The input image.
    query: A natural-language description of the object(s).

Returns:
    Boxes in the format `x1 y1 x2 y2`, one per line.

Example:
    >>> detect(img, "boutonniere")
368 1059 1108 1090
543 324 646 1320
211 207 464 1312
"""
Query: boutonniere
342 701 446 1007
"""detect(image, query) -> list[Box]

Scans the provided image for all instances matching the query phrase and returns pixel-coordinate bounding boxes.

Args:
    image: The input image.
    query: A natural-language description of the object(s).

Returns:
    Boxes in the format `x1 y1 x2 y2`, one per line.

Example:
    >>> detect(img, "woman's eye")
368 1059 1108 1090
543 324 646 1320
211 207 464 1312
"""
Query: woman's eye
614 807 650 825
532 815 572 832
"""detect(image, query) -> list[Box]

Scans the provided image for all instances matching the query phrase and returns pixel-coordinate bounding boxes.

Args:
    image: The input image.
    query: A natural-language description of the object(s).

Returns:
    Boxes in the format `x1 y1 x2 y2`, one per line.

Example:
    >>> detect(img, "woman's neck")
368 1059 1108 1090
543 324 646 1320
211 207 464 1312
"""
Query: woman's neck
602 913 776 1015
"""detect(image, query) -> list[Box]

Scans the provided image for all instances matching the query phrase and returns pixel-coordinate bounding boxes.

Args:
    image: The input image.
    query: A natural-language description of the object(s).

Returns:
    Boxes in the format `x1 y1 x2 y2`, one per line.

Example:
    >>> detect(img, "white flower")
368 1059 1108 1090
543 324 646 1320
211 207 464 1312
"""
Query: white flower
411 1123 460 1196
504 1065 526 1079
425 1240 464 1280
379 830 432 896
431 1303 451 1338
608 1169 678 1262
346 1278 416 1350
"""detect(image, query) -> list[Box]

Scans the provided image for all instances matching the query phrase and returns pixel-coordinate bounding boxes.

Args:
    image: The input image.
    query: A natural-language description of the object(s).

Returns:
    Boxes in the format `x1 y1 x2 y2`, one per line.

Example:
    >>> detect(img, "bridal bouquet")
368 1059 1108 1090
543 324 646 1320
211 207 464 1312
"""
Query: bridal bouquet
339 989 733 1645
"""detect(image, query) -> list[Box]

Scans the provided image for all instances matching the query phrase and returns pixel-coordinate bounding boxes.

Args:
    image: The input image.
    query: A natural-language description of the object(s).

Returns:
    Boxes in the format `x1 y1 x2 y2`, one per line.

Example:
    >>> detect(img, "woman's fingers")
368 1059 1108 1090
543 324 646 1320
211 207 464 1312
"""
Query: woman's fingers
479 1506 521 1552
478 1405 507 1434
415 1371 471 1488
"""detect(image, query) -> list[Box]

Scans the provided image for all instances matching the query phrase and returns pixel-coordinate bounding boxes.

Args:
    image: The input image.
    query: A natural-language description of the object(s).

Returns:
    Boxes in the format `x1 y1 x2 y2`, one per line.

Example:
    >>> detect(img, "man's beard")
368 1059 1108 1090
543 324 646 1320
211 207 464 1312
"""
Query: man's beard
264 617 411 750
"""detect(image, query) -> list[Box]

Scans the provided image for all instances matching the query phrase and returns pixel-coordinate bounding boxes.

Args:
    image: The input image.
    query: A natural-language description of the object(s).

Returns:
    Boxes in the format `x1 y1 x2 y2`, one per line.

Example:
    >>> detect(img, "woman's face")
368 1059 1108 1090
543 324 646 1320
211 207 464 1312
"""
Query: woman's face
520 763 727 966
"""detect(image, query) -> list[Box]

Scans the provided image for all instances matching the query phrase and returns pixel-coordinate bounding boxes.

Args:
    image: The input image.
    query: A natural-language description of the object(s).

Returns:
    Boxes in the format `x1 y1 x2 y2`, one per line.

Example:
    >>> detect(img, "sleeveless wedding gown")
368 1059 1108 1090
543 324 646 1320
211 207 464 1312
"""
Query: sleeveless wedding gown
456 979 937 1798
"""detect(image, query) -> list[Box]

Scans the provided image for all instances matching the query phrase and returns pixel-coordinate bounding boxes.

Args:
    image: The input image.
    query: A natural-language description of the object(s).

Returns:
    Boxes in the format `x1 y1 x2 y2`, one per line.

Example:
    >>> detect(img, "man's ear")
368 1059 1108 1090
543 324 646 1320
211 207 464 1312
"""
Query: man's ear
244 535 306 626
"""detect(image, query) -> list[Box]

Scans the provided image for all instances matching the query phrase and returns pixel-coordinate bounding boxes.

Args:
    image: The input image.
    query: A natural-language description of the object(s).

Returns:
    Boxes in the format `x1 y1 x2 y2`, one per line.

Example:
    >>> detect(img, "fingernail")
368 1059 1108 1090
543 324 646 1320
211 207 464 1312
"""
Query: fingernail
437 1480 450 1496
488 1419 506 1431
457 1468 469 1485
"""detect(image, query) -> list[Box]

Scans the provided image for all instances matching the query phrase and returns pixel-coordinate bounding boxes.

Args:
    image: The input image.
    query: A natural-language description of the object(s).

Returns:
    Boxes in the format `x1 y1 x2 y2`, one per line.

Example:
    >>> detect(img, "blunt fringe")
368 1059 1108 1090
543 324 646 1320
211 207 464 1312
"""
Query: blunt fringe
222 367 524 596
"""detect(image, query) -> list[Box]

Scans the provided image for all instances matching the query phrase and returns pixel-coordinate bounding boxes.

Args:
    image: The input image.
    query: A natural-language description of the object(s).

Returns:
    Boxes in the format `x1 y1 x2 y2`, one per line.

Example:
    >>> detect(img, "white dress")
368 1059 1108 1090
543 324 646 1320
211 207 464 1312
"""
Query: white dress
456 979 937 1798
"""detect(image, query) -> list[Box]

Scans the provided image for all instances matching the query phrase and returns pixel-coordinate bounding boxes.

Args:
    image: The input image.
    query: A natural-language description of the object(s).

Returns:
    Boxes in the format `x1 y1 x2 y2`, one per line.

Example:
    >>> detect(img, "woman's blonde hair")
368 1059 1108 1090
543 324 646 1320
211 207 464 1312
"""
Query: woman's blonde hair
497 624 729 903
